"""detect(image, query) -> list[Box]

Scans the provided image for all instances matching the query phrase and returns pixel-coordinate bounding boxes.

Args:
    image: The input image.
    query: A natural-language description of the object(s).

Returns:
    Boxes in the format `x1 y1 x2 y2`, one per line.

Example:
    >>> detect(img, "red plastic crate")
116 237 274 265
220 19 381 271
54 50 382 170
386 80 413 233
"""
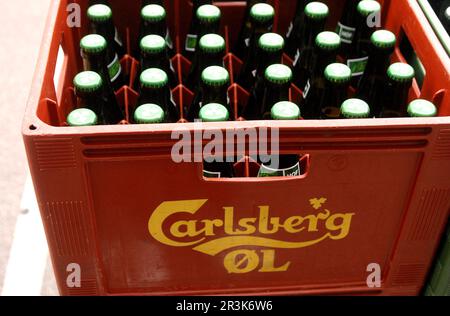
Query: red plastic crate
23 0 450 296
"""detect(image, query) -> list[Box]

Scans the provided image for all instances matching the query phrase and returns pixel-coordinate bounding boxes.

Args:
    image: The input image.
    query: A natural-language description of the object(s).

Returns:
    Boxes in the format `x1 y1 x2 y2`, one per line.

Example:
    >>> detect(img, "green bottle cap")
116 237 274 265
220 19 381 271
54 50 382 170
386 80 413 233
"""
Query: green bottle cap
304 2 329 20
140 34 166 54
387 62 415 82
134 103 165 123
315 31 341 50
199 34 226 53
199 103 230 122
265 64 293 84
371 30 396 49
67 108 98 126
87 4 112 22
80 34 107 54
271 101 301 120
141 4 166 22
357 0 381 16
341 99 371 118
201 66 230 86
250 3 275 22
324 63 352 83
140 68 168 88
407 99 437 117
73 71 103 92
197 4 221 22
259 33 285 52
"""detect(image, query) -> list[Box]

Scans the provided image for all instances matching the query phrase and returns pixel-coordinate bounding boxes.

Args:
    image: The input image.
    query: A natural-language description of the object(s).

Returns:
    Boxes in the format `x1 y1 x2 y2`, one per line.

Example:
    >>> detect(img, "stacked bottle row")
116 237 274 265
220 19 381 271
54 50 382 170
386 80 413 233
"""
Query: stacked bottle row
66 0 439 128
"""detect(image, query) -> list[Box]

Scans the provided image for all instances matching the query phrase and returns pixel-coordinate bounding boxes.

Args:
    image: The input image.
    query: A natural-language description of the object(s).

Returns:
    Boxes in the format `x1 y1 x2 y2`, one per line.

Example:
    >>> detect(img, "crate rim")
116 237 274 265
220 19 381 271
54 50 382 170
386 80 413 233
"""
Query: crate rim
22 0 450 137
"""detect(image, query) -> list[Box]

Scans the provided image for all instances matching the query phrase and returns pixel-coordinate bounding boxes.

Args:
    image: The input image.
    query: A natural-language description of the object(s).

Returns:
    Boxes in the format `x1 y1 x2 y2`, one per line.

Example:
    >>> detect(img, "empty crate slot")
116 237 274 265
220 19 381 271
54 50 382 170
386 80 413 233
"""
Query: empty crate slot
202 154 310 180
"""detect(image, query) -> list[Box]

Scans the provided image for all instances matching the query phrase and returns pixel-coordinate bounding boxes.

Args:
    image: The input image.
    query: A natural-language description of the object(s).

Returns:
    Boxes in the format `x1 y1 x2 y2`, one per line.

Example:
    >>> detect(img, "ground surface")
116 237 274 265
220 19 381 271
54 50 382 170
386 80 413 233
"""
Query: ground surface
0 0 57 296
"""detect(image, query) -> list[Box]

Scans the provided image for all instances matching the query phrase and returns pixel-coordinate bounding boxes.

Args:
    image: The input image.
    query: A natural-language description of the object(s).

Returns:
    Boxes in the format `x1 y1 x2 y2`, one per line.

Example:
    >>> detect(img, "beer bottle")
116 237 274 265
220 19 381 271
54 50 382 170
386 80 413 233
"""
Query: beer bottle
243 33 285 120
139 4 175 57
237 3 275 90
67 108 98 127
184 0 213 59
80 34 124 122
357 30 396 117
140 35 177 89
87 4 125 89
184 33 226 91
321 63 352 119
407 99 438 117
299 31 341 118
239 32 284 94
340 98 371 118
292 2 330 90
74 71 123 125
379 62 415 118
260 64 293 119
343 0 381 87
134 103 166 124
138 68 180 122
188 66 231 121
336 0 360 55
301 62 351 119
258 101 301 177
234 0 267 59
285 0 314 57
199 103 235 178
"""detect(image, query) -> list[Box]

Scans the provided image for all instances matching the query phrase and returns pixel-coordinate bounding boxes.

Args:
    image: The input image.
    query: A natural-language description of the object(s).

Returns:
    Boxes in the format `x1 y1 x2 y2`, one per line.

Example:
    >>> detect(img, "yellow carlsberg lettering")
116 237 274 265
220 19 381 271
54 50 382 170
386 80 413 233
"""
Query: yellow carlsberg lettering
148 199 355 256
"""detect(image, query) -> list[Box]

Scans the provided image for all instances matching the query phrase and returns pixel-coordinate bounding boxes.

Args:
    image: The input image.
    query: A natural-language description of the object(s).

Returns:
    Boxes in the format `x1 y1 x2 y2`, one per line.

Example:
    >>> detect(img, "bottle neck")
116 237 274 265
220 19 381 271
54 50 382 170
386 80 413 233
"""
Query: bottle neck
197 50 225 73
261 81 291 118
247 21 273 59
311 48 339 81
301 17 327 50
351 15 377 56
82 51 110 87
339 0 360 26
255 49 282 79
382 79 412 117
364 45 394 76
89 21 116 57
140 85 170 108
201 84 229 106
141 50 169 70
320 81 350 119
197 20 221 39
142 19 167 37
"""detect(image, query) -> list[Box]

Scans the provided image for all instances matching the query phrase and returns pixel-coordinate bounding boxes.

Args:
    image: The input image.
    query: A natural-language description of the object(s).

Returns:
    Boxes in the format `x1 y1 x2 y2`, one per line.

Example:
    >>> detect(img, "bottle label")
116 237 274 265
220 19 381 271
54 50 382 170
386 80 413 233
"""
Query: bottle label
346 56 369 76
185 34 198 52
293 49 301 67
166 28 174 50
203 170 222 178
303 80 311 99
114 27 123 47
108 54 122 82
336 22 356 44
286 22 294 38
258 162 301 177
